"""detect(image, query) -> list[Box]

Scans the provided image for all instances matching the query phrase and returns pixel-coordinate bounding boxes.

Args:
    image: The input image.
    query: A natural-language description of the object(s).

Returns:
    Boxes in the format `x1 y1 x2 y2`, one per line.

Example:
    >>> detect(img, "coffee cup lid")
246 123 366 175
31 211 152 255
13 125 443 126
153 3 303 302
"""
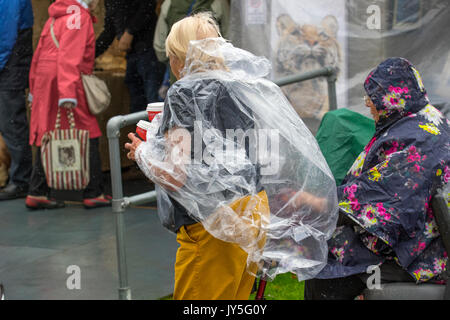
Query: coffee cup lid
147 102 164 112
137 120 152 130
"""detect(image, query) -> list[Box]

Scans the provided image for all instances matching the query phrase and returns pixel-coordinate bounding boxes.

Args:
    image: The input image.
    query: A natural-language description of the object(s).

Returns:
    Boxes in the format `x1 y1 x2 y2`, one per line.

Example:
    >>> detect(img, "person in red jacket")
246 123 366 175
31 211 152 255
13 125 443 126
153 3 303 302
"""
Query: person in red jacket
26 0 110 209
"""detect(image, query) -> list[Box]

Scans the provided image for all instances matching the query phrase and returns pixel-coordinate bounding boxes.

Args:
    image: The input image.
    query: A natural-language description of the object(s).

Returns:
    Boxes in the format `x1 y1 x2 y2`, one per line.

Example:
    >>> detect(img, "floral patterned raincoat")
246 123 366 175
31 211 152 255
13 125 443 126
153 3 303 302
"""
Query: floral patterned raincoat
317 57 450 283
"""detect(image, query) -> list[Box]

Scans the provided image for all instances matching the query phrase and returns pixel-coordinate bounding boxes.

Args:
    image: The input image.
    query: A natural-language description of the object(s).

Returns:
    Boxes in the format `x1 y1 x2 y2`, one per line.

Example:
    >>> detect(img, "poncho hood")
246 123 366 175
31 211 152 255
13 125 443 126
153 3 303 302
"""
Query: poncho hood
181 37 272 80
364 57 430 131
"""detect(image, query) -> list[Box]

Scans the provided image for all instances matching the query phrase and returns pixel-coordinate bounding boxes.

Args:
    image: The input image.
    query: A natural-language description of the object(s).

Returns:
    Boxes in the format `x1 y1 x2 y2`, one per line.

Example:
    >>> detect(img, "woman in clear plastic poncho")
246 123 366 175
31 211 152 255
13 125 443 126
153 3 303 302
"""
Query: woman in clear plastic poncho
125 12 338 299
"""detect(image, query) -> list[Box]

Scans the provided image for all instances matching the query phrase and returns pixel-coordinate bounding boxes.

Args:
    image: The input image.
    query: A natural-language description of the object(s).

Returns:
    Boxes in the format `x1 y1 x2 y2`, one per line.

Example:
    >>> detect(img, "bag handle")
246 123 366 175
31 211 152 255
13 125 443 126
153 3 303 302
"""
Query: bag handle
55 107 76 130
51 19 88 78
50 19 60 49
50 19 77 130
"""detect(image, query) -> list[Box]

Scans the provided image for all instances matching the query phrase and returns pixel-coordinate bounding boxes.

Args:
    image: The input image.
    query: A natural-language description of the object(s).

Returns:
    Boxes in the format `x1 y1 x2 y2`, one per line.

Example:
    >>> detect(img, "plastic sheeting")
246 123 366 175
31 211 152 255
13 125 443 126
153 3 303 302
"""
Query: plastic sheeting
229 0 450 133
135 38 338 281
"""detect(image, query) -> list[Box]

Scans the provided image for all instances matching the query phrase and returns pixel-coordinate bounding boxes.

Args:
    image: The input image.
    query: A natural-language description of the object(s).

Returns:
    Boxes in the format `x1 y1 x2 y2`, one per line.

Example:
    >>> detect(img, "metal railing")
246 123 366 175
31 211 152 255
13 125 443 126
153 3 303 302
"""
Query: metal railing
274 66 338 111
107 66 338 300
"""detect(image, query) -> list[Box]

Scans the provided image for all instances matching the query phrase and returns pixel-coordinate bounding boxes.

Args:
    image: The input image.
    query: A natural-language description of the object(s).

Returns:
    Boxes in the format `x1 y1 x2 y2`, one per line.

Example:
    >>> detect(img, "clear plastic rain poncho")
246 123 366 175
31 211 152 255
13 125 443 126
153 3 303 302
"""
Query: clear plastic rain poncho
135 38 338 281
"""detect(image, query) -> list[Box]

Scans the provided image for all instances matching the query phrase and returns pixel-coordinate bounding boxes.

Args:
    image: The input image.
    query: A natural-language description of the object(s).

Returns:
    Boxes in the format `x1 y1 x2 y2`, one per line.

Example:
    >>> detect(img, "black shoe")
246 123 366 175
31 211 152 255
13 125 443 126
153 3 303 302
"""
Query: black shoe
0 183 28 200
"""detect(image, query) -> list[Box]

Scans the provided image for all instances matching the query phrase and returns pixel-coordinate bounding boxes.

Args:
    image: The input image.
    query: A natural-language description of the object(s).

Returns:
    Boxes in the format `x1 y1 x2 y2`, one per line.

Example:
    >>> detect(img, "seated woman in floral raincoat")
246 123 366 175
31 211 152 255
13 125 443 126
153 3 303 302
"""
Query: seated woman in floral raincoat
305 57 450 300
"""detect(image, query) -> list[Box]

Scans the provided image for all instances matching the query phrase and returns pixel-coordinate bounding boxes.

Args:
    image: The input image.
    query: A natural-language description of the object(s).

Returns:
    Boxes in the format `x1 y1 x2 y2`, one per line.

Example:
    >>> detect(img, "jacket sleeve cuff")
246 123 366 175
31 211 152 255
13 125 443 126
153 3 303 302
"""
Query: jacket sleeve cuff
58 98 78 107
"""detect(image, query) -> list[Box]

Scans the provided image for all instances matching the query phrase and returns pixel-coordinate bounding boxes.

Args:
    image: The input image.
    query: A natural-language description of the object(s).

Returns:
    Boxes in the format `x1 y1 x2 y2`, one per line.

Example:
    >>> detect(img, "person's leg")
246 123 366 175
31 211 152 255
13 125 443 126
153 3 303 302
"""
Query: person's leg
26 146 64 209
0 90 32 196
173 222 255 300
28 147 50 197
124 53 147 114
82 138 103 199
83 138 110 208
304 275 367 300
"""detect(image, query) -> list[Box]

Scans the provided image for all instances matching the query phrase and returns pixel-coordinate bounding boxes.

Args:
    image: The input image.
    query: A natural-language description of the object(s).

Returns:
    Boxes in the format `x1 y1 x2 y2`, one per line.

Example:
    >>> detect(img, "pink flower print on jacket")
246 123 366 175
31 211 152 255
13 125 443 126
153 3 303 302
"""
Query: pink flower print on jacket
383 89 407 111
388 85 409 95
424 219 439 239
412 241 427 255
331 240 349 263
413 268 435 282
385 141 399 157
433 257 447 275
407 145 422 163
443 166 450 184
325 58 450 284
364 137 377 154
376 203 391 222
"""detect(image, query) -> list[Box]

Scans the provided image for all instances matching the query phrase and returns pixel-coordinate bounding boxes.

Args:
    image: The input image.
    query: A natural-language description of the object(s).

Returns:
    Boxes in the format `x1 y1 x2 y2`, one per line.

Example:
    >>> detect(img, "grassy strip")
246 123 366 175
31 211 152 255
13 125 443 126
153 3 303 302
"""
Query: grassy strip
250 273 304 300
159 273 305 300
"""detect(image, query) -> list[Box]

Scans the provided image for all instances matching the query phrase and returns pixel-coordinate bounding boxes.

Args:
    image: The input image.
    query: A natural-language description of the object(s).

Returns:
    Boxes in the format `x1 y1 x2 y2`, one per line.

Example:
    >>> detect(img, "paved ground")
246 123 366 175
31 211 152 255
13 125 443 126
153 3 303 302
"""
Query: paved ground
0 172 178 300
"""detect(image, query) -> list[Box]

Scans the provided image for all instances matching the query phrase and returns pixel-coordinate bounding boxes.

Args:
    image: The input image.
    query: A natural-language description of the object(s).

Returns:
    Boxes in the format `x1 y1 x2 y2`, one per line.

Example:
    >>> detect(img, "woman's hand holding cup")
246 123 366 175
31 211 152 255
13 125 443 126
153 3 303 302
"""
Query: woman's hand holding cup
125 133 142 161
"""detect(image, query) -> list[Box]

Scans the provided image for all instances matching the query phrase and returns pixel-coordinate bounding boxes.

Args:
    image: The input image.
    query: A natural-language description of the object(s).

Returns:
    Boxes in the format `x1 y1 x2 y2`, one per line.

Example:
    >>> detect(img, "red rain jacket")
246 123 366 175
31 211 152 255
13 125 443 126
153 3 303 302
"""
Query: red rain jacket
29 0 101 146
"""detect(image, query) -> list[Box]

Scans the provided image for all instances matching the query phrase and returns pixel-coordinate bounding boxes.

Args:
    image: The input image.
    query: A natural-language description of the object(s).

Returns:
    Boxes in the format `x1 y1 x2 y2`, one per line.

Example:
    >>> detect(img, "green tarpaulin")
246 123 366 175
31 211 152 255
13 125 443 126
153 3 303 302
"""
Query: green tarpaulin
315 108 375 186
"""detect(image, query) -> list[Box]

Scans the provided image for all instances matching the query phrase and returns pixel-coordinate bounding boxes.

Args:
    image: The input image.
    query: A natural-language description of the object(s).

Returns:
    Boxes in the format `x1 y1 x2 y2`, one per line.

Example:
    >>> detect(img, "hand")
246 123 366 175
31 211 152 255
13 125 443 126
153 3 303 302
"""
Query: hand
118 31 134 52
292 191 327 213
125 132 142 161
60 102 75 109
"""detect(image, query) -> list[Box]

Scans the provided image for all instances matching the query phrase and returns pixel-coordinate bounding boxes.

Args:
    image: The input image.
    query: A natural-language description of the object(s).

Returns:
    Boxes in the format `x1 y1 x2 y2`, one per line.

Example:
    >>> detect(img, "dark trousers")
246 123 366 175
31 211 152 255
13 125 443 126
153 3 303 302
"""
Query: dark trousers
304 260 414 300
0 90 32 188
29 138 103 199
124 51 165 113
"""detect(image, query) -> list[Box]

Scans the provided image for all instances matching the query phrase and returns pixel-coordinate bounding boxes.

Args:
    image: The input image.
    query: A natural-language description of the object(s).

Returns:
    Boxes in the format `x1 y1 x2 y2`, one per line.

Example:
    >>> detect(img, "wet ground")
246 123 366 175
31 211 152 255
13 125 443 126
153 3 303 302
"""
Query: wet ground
0 169 178 300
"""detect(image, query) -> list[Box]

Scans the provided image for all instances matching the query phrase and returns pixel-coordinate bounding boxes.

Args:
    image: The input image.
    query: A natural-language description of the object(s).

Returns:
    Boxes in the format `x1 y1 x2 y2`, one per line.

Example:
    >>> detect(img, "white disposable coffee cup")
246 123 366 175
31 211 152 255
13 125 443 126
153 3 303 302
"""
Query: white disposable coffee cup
146 102 164 121
136 120 152 141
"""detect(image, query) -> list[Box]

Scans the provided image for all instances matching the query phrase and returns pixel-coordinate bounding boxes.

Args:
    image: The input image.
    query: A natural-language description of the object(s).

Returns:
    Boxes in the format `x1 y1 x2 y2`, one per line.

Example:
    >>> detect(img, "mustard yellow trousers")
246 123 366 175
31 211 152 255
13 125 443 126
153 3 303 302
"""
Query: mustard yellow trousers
173 191 269 300
174 222 255 300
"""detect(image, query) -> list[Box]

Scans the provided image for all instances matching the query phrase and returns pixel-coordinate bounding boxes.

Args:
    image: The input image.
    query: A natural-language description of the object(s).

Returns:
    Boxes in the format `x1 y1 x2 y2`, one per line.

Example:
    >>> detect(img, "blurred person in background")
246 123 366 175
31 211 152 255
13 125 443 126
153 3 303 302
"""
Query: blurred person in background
153 0 230 98
96 0 165 113
0 0 34 200
26 0 111 209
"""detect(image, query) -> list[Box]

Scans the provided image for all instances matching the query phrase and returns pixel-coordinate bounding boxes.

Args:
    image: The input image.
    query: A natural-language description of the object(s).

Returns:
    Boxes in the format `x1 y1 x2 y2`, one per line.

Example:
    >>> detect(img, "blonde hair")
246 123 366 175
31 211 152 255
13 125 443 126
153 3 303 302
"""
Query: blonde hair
165 12 222 63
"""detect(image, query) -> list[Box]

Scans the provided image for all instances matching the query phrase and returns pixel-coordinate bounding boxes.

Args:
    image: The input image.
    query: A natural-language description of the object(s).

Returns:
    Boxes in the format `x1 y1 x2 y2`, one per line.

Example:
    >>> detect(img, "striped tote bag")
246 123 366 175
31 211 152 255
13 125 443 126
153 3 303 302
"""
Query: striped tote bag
41 108 90 190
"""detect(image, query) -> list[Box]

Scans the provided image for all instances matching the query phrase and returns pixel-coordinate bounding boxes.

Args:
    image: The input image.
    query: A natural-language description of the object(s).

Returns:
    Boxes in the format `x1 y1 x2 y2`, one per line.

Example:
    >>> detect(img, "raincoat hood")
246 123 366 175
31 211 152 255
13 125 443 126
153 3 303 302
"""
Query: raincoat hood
364 57 430 130
181 37 272 80
49 0 92 19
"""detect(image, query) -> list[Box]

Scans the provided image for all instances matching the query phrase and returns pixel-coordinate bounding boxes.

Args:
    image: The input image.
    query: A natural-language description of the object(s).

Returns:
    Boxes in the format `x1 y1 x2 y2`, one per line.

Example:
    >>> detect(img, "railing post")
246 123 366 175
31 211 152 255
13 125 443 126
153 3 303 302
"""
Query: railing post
107 115 131 300
326 68 338 111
